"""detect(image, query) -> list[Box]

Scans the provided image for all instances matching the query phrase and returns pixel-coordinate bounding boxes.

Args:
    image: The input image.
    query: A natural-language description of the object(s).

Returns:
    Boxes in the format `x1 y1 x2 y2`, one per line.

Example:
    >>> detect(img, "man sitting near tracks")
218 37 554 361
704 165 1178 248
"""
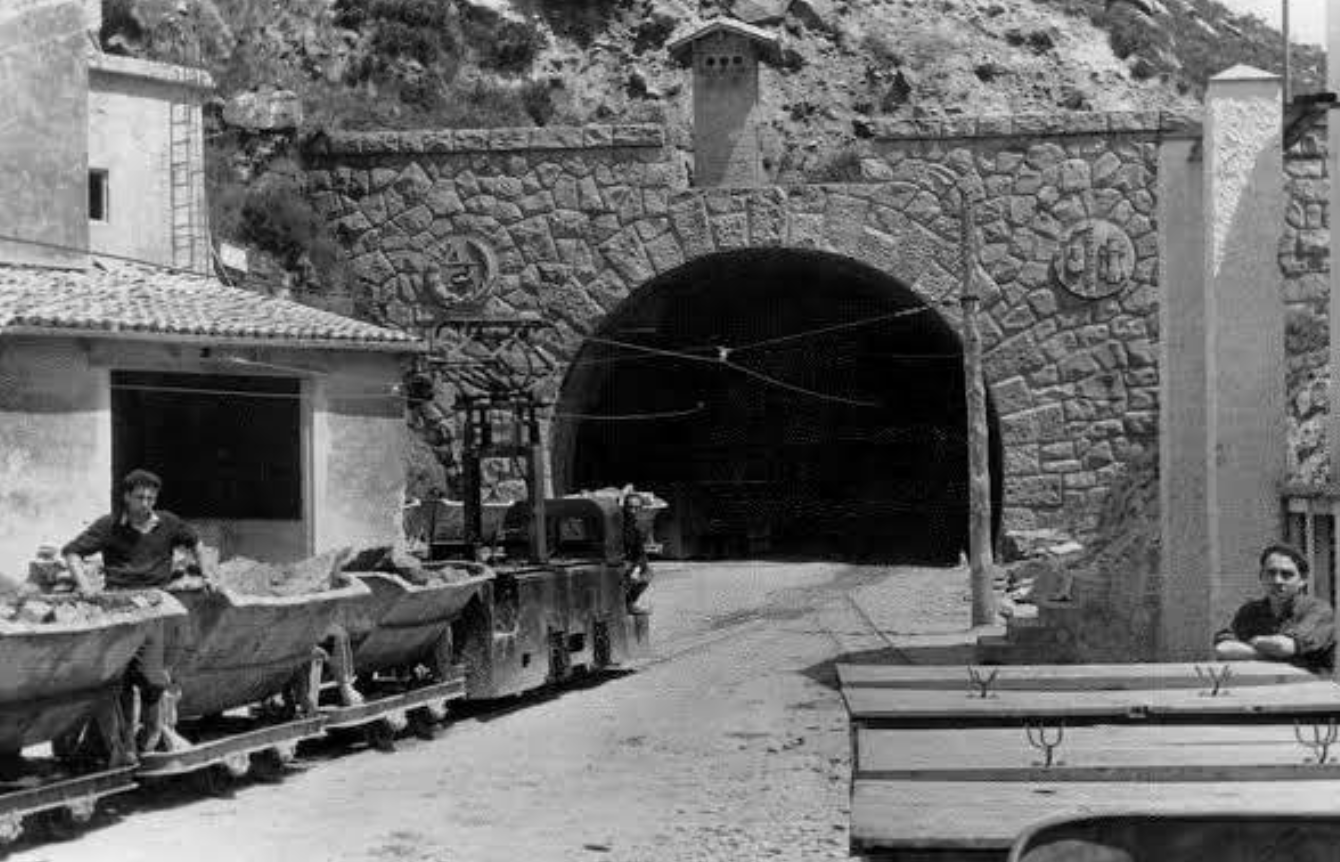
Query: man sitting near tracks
1213 543 1336 673
62 468 216 764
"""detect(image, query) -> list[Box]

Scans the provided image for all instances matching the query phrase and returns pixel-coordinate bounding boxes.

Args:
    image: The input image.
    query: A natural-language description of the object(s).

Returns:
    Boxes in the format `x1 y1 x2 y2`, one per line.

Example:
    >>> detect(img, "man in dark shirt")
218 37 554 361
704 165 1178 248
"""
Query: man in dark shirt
62 469 213 761
1214 543 1336 673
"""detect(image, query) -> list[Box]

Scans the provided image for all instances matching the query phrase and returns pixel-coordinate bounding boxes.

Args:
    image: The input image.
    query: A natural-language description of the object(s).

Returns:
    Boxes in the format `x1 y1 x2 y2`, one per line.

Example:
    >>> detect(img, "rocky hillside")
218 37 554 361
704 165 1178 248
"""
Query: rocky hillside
98 0 1325 285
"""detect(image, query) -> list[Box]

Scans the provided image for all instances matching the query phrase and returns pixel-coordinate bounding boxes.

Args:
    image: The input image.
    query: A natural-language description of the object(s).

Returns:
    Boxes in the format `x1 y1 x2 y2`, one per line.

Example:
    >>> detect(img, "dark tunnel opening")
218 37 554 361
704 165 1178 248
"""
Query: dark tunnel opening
553 249 1003 563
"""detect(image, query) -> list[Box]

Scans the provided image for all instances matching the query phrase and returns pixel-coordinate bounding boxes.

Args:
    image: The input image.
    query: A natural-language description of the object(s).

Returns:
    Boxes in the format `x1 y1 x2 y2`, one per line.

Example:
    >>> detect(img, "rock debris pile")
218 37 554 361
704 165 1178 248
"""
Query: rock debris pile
213 548 356 597
342 546 483 587
0 590 169 630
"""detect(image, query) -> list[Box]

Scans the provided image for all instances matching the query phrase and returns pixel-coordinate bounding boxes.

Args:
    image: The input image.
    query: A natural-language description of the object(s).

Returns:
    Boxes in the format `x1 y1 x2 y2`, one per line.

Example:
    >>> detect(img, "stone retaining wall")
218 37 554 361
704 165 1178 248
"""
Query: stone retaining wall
1282 121 1331 485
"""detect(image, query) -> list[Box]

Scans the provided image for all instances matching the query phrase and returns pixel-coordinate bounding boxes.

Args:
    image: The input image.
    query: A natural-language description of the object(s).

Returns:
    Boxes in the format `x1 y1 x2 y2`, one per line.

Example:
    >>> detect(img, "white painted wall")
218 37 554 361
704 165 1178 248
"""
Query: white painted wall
0 337 409 573
88 56 210 271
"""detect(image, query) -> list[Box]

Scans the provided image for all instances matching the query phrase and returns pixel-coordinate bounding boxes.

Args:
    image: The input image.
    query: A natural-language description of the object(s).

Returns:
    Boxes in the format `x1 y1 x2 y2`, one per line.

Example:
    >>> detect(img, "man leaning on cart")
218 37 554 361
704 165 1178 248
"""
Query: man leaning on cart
61 468 216 765
1214 543 1336 674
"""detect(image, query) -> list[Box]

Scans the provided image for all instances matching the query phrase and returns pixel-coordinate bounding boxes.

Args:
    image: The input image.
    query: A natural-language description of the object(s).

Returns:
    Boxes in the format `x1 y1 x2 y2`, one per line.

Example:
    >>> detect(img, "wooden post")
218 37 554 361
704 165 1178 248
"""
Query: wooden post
961 194 997 626
528 403 549 563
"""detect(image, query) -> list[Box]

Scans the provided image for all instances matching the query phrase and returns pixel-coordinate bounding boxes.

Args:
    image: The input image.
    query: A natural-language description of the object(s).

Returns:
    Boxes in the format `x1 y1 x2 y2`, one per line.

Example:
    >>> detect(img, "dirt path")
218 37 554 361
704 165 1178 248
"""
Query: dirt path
13 561 976 862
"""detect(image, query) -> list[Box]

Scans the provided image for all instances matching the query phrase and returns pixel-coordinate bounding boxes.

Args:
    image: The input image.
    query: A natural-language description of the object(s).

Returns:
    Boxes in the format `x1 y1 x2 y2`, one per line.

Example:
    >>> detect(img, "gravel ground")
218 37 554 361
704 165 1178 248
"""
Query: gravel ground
11 560 982 862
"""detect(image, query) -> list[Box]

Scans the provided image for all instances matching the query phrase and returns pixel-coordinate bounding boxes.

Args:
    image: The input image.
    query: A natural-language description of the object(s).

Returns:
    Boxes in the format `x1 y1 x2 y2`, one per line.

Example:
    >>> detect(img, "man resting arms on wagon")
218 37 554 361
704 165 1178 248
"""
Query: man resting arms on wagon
1213 543 1336 674
61 469 216 762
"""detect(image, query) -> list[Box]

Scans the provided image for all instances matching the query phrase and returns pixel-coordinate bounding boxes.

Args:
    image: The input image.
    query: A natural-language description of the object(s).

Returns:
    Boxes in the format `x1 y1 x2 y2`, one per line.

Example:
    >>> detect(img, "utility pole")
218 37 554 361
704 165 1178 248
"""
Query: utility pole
1282 0 1292 104
960 192 997 626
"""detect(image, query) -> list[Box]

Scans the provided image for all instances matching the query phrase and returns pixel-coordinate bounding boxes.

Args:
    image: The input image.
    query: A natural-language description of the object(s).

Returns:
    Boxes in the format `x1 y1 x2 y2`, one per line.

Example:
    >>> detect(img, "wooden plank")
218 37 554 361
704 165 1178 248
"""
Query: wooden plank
836 661 1315 691
855 724 1327 773
843 681 1340 724
850 780 1340 850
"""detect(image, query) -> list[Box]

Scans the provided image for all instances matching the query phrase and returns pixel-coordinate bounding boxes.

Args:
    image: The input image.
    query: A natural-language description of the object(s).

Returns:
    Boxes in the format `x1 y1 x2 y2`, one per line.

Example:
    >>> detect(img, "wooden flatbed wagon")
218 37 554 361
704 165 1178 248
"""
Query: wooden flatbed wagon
838 661 1340 860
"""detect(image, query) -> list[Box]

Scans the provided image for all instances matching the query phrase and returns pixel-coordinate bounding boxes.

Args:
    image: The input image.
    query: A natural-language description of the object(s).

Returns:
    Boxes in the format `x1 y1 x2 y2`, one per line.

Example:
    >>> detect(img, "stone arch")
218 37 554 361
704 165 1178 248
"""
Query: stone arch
552 246 1003 562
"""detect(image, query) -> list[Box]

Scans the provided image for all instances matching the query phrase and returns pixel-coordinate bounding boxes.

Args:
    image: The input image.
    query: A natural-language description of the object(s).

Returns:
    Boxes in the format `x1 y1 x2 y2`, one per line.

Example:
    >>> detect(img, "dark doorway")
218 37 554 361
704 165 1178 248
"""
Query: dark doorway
553 249 1003 563
111 371 302 520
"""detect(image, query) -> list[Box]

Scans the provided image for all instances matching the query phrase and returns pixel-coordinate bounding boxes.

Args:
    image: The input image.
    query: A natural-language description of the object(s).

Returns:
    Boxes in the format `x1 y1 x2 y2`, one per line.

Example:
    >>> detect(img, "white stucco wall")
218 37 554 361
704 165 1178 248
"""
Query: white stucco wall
88 57 209 271
1157 138 1210 659
0 338 110 573
0 336 409 573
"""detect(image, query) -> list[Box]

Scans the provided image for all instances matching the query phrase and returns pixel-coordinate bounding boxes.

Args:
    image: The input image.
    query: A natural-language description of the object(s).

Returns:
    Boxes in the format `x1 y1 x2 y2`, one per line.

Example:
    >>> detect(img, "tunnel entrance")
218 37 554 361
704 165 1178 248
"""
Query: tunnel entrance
553 249 1002 563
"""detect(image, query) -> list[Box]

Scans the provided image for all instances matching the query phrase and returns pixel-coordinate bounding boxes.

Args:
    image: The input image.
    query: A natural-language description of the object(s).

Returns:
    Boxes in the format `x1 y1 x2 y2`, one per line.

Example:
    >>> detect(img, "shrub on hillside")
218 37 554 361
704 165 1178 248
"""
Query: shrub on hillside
807 147 863 183
464 9 547 74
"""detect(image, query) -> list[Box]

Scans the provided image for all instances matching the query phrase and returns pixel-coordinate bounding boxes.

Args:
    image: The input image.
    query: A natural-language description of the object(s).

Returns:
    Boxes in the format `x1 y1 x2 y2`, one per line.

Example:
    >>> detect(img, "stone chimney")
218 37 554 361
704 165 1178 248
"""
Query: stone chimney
0 1 89 268
669 17 778 187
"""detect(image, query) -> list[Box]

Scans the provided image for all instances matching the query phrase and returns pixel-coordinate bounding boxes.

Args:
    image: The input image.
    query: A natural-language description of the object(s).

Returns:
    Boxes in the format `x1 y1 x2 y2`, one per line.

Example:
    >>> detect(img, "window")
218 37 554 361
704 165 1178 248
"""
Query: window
88 170 109 222
111 371 303 520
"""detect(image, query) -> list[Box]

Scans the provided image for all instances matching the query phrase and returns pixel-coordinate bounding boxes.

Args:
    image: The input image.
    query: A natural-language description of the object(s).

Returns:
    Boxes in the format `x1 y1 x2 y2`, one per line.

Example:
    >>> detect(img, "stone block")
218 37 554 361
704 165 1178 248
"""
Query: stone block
1078 372 1125 401
993 376 1033 415
583 126 614 148
1123 411 1156 437
1040 441 1075 460
612 124 665 147
1058 159 1091 192
1006 475 1064 507
1005 446 1041 475
532 127 585 150
984 331 1040 382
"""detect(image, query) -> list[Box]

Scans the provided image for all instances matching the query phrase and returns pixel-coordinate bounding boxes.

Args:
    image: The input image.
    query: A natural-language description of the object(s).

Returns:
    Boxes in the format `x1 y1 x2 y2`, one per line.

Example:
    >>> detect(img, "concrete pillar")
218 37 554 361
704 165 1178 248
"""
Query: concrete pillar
1159 67 1286 658
1203 66 1287 636
1157 138 1208 659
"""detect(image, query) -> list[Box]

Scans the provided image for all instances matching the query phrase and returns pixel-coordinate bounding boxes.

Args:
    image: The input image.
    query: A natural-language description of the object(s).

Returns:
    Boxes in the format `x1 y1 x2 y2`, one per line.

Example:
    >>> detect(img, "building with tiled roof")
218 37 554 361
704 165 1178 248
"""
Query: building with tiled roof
0 259 420 350
0 1 420 568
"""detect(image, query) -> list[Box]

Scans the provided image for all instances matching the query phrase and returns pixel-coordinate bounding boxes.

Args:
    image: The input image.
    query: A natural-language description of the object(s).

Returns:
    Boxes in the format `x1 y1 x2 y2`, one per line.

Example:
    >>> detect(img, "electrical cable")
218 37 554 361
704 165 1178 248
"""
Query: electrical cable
552 402 706 422
719 359 881 408
728 306 935 354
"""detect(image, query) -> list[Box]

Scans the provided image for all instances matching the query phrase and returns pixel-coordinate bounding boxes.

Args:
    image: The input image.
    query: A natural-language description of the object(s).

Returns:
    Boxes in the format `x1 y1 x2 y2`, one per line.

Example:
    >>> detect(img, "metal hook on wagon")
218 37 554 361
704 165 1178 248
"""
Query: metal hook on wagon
1293 718 1339 765
1194 663 1233 697
966 665 999 699
1025 721 1065 768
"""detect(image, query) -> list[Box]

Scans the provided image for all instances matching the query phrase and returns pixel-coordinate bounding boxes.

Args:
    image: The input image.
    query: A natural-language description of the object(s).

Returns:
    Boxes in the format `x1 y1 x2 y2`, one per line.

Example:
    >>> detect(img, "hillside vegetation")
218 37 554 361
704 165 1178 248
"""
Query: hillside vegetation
96 0 1326 286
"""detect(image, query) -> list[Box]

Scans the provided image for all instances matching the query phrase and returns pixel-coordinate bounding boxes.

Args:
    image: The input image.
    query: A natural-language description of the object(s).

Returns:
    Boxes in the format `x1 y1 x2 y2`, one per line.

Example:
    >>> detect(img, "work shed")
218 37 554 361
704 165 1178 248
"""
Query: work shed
0 258 421 569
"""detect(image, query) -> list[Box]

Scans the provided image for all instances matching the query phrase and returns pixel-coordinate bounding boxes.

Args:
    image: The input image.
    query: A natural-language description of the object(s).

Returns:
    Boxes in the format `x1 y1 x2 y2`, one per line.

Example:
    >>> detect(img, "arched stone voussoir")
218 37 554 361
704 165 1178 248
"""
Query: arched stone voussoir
597 227 657 288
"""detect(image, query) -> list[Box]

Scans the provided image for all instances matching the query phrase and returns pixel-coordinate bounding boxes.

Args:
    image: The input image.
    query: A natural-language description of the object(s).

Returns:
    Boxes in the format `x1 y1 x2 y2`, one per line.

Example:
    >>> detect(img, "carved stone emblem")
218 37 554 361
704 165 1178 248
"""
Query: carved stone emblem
1053 219 1135 300
422 237 496 309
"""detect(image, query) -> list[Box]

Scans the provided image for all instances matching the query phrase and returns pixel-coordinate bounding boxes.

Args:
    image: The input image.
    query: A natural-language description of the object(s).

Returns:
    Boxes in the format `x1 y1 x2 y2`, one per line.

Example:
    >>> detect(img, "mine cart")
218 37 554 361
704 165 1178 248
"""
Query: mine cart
0 591 186 840
136 576 370 780
320 562 490 742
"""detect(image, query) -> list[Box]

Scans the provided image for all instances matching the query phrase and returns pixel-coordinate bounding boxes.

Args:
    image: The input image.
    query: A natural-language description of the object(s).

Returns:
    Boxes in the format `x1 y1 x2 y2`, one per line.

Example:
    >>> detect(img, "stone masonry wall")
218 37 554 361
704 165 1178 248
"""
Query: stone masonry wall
303 111 1184 540
1282 120 1331 485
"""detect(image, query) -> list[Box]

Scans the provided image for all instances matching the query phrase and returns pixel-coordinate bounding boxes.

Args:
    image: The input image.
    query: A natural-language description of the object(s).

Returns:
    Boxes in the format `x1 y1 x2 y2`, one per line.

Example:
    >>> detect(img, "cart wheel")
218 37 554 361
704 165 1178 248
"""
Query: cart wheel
64 797 97 824
221 752 251 779
191 764 233 796
407 708 438 740
421 700 450 725
366 720 397 752
252 743 298 782
270 741 299 765
0 812 23 844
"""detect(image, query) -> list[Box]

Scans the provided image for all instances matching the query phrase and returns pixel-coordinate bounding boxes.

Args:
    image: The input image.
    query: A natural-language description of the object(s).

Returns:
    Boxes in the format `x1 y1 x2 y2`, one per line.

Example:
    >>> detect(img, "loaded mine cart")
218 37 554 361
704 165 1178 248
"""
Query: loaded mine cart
0 589 185 841
836 660 1340 861
318 552 491 746
134 554 371 783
